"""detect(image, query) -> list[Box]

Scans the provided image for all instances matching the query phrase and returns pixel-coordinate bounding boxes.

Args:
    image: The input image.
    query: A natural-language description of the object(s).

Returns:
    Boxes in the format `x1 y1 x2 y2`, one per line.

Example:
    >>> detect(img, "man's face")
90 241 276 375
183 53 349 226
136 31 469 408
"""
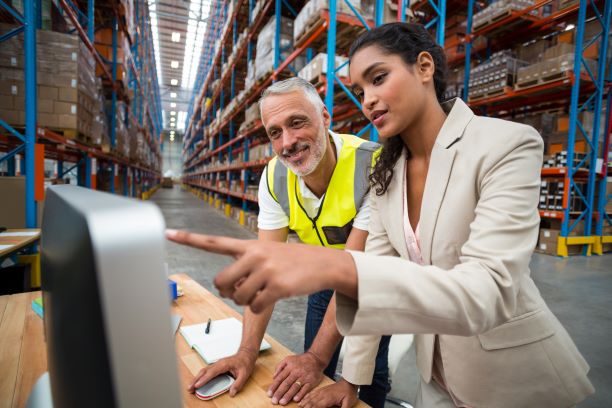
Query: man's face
261 91 330 177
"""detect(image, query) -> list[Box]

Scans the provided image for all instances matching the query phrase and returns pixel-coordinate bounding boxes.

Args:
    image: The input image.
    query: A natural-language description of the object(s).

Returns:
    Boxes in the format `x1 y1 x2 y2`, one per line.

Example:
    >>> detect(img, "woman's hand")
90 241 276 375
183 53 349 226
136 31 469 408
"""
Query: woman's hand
165 230 358 312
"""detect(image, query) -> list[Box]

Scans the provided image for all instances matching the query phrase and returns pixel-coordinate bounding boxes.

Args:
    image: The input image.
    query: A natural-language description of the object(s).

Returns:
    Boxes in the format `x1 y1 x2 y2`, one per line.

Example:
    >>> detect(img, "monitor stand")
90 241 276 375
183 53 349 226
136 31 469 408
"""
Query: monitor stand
26 372 53 408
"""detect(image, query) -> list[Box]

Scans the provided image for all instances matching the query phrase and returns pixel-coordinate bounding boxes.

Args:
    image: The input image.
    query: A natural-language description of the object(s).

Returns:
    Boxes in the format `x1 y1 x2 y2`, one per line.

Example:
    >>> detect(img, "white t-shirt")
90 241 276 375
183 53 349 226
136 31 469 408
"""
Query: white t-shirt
257 131 371 231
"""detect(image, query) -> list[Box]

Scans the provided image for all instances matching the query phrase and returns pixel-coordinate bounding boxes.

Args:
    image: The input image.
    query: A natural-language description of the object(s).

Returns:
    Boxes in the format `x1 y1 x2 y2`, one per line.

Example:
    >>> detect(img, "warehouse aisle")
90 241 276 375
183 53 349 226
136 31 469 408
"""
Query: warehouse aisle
154 186 612 407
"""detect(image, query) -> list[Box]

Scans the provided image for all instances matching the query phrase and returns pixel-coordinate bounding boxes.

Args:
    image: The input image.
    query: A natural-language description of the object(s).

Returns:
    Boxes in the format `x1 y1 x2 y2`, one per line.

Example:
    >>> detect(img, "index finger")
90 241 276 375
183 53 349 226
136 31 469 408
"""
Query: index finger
165 229 247 257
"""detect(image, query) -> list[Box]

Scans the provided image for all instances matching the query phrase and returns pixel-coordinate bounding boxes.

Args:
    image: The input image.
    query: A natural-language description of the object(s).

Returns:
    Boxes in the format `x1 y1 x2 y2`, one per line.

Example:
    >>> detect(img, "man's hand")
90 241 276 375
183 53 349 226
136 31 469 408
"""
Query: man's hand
165 230 357 312
268 351 326 405
298 379 359 408
188 347 257 397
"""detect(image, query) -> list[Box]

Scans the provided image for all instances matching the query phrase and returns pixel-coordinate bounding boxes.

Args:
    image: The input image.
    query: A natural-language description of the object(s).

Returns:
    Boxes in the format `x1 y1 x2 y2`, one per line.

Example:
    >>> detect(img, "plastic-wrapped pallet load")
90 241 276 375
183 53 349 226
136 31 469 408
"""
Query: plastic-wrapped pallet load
110 100 130 157
0 25 99 140
472 0 535 30
293 0 375 44
468 50 528 100
297 53 349 83
255 16 294 81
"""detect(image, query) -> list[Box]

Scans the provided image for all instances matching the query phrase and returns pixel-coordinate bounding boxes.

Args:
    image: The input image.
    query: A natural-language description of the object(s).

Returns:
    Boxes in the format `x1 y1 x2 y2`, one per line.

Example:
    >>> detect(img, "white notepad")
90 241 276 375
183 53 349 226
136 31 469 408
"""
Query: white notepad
180 317 271 364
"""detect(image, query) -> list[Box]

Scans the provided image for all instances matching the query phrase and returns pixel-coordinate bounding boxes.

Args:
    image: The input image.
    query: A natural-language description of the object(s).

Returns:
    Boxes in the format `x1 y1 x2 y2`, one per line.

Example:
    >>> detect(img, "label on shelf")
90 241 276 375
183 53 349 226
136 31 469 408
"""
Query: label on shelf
92 158 97 175
11 57 16 66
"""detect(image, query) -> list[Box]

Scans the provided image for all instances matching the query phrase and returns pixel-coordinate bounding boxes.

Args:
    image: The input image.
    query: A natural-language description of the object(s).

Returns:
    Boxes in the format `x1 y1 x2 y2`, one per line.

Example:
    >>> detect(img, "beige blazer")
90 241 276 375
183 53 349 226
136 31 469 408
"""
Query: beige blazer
337 98 594 407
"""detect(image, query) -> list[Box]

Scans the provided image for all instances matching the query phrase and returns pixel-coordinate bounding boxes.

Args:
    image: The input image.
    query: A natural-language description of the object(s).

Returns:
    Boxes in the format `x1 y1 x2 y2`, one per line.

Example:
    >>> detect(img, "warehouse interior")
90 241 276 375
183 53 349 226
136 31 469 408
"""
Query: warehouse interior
0 0 611 407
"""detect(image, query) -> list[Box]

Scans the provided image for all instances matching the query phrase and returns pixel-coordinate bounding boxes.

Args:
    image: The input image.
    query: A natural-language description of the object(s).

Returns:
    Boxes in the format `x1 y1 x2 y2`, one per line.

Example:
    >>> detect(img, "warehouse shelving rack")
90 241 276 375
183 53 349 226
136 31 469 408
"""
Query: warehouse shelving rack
0 0 162 228
450 0 611 256
181 0 401 226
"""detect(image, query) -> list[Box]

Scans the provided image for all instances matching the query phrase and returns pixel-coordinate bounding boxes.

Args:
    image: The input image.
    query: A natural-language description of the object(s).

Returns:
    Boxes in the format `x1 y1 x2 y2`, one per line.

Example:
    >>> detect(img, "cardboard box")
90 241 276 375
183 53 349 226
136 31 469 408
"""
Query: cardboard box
536 228 584 255
0 176 44 228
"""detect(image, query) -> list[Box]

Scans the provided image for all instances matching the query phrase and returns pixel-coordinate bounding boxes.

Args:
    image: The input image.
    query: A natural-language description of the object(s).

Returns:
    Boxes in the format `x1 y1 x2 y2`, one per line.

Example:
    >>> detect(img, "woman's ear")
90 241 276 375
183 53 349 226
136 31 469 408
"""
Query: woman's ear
416 51 435 83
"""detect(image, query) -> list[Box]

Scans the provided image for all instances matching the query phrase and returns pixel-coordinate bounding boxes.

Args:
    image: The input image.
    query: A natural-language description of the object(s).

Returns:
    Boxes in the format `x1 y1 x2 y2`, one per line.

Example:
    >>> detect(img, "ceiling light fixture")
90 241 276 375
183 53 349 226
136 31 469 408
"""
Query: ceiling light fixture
177 110 187 131
181 0 212 89
148 0 163 86
172 32 181 42
171 60 179 69
170 102 176 108
171 79 178 86
170 92 177 98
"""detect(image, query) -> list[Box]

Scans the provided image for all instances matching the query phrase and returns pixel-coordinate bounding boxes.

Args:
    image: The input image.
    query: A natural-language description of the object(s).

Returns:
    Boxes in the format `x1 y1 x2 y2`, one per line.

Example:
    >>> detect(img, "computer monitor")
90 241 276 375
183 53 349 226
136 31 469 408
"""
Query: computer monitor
39 185 182 408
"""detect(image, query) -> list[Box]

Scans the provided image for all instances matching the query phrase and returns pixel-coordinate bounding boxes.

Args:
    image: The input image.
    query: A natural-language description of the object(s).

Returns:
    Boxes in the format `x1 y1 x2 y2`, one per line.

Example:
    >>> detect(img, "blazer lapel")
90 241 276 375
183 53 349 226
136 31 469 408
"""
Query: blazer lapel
419 98 474 264
419 147 456 264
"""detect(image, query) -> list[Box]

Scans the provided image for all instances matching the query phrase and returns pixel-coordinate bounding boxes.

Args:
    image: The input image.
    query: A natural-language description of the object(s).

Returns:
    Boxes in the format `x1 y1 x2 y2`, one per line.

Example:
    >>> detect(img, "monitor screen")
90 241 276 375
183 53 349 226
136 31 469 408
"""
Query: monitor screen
41 185 182 408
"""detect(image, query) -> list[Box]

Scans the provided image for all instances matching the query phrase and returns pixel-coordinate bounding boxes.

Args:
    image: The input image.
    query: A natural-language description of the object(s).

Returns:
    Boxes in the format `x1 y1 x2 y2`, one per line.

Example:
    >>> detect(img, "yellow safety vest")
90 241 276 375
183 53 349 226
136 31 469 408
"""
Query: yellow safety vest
266 133 380 248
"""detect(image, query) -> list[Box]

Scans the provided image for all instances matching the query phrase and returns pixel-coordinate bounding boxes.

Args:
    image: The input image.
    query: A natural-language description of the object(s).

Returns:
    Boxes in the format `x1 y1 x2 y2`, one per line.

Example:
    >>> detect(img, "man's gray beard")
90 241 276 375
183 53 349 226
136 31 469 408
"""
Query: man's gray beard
279 129 327 177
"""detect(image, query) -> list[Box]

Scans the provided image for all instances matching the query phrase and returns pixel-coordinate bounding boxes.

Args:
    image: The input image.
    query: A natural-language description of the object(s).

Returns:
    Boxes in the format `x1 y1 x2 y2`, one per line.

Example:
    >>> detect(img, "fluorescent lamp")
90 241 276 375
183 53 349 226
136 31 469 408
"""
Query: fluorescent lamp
172 32 181 42
171 60 179 69
171 79 178 86
170 111 176 116
170 92 177 98
148 0 163 86
181 0 212 89
170 102 176 108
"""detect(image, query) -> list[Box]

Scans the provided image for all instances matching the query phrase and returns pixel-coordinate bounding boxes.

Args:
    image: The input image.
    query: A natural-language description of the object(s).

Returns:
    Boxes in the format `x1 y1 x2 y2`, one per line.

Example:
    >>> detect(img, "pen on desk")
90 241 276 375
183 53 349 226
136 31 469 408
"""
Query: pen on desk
205 318 212 334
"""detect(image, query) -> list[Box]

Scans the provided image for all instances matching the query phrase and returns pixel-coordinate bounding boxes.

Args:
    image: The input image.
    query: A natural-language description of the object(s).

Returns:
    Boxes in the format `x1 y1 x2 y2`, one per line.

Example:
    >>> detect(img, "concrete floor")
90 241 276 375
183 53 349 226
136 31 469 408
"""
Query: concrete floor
156 186 612 407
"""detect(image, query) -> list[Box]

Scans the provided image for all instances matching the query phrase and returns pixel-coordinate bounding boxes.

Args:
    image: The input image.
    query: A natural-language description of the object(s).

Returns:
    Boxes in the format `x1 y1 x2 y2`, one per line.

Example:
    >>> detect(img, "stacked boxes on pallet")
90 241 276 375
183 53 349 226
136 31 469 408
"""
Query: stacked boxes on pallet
0 26 100 140
468 50 528 100
297 53 349 83
293 0 374 44
255 16 294 81
515 20 602 90
472 0 535 31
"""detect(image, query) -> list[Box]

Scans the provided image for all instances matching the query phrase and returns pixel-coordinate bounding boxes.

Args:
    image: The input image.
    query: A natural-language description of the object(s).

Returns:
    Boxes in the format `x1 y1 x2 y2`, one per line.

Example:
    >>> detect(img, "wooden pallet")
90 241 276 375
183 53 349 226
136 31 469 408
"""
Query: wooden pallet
515 70 572 90
47 127 94 145
473 9 514 32
294 11 369 51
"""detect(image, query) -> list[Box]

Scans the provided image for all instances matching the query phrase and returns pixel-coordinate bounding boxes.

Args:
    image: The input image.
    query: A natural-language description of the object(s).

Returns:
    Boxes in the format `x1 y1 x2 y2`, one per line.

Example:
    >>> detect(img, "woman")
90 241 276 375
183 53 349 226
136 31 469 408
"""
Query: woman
167 23 594 407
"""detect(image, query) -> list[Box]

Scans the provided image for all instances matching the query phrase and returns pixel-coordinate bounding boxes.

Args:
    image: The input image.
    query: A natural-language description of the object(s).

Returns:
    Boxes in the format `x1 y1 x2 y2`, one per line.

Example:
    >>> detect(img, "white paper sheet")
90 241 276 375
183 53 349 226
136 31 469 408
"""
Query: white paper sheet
0 231 40 237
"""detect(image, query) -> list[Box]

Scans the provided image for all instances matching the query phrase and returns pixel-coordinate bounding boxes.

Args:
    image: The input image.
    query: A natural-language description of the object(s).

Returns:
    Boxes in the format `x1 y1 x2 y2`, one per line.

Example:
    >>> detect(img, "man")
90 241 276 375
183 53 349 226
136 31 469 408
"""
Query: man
187 77 390 407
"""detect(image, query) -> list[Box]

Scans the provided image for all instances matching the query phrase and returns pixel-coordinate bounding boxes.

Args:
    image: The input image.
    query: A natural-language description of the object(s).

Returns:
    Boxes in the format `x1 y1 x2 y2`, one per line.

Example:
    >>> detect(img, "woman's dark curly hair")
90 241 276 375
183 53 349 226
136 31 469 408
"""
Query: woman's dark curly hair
349 23 448 195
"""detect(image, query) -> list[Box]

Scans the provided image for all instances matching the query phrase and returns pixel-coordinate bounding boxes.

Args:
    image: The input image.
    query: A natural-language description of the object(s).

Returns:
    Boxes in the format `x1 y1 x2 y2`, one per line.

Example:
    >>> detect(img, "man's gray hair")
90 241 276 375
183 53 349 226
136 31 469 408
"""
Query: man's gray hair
259 77 325 119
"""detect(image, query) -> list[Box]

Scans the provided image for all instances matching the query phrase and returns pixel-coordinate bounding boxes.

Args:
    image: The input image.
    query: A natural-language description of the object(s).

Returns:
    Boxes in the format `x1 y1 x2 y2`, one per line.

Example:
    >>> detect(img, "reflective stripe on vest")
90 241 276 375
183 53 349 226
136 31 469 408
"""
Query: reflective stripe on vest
266 133 379 248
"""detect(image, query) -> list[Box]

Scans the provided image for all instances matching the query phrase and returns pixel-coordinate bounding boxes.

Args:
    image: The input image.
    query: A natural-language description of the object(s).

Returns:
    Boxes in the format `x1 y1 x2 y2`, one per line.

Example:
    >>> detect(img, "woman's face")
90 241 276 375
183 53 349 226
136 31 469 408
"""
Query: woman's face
349 45 430 140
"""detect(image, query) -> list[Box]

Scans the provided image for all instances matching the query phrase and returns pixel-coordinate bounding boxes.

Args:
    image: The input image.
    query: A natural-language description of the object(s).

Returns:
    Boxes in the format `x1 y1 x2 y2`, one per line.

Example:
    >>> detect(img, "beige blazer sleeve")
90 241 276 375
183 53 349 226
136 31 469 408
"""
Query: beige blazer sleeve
336 126 543 337
340 176 402 384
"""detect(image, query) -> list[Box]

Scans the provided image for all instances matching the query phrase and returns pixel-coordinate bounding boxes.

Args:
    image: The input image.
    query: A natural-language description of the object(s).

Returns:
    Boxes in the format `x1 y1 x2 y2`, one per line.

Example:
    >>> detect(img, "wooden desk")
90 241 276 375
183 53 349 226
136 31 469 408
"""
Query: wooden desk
0 274 368 407
0 229 41 259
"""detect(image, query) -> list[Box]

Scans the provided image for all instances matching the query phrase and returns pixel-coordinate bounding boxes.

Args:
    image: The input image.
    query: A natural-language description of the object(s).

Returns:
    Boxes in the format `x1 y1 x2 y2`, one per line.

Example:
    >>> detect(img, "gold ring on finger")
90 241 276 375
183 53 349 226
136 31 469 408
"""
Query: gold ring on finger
295 380 302 388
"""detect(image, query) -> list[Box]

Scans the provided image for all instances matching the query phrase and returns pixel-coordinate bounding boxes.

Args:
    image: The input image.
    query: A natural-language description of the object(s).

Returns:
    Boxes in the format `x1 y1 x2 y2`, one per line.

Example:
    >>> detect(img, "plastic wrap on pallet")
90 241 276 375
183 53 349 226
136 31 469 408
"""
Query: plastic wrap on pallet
244 102 261 127
297 53 349 83
255 16 294 81
468 50 528 99
245 60 256 89
472 0 535 30
293 0 375 43
109 100 129 157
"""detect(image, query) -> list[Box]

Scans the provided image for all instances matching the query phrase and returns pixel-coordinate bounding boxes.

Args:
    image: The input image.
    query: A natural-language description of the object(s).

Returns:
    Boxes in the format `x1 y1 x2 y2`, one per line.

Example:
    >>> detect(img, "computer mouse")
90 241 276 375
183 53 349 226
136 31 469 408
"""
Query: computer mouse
194 374 235 401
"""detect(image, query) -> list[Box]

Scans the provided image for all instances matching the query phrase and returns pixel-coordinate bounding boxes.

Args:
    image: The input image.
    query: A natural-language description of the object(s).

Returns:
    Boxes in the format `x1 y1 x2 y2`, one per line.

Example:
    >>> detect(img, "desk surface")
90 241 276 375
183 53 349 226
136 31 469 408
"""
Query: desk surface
0 274 367 407
0 229 41 259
